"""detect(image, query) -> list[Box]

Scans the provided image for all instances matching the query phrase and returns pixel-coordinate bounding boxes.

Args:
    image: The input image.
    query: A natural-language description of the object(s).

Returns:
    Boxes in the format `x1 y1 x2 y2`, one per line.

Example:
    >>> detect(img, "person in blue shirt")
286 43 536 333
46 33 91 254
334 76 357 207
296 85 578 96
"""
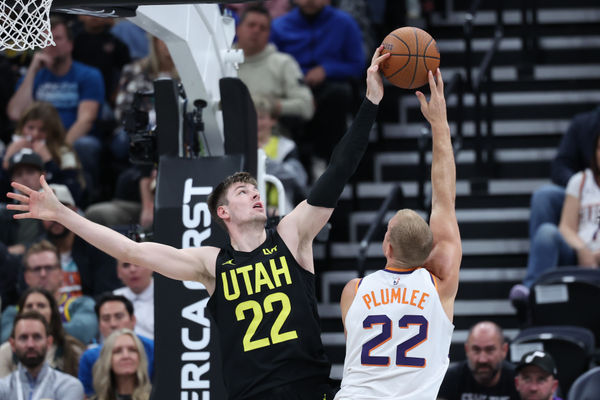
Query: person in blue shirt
78 293 153 396
7 15 105 190
270 0 366 180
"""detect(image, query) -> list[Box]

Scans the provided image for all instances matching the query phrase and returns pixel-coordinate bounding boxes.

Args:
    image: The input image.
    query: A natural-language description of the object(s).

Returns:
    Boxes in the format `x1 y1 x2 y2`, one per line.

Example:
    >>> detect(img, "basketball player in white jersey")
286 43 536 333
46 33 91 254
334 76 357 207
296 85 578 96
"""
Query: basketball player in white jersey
335 68 462 400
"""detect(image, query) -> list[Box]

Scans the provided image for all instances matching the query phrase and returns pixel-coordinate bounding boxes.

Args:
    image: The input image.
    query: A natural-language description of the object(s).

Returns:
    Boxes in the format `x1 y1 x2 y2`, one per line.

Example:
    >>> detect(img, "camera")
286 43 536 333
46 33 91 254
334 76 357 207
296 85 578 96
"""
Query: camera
123 91 157 165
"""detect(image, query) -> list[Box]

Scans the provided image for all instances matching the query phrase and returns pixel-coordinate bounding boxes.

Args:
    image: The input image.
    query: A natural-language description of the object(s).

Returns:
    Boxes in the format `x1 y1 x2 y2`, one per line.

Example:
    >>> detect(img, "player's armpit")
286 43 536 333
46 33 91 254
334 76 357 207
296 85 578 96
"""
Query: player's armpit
340 278 360 330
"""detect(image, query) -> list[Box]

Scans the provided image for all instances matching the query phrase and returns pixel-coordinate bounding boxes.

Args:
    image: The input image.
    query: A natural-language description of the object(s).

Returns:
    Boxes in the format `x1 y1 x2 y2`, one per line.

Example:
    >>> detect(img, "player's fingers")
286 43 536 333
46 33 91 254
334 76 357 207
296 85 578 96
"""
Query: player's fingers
436 68 444 94
374 51 390 63
7 204 29 212
371 45 383 64
13 212 32 220
10 181 33 195
6 192 29 204
40 174 51 191
415 91 427 110
427 70 437 93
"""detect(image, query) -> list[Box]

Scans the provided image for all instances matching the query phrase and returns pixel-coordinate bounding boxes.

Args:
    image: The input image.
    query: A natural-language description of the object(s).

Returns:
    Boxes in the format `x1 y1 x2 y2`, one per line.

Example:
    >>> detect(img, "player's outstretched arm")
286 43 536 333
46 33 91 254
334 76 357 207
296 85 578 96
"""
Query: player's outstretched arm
7 176 218 286
279 47 390 271
416 69 462 318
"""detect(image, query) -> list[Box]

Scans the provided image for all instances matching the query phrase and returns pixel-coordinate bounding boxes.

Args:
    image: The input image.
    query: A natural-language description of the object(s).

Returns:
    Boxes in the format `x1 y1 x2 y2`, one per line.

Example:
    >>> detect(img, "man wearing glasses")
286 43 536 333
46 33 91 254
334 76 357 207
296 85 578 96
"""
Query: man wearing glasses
0 240 97 345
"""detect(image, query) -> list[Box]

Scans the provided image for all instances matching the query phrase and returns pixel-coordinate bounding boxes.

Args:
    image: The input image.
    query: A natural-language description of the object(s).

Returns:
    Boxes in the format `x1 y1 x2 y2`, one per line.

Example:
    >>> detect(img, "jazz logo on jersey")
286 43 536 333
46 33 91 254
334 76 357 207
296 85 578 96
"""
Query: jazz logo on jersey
263 245 277 255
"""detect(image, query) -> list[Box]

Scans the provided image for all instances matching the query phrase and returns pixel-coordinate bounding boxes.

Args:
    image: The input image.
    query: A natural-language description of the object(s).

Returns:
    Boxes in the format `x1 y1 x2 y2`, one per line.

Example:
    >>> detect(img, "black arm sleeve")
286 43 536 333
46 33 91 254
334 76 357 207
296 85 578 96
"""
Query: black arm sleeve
307 98 378 208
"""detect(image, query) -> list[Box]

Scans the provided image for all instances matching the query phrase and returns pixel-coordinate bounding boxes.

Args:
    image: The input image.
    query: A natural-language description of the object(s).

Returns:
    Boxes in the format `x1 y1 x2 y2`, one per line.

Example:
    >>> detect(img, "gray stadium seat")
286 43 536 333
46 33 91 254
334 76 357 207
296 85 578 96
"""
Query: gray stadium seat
509 325 595 395
528 268 600 343
567 366 600 400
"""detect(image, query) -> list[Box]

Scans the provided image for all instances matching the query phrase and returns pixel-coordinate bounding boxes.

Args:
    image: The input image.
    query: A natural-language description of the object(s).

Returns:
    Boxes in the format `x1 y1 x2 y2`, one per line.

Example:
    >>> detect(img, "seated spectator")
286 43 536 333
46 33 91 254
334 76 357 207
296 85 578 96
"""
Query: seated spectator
235 4 314 137
0 240 98 345
91 328 151 400
0 311 84 399
254 95 308 214
437 321 520 400
0 242 21 310
42 184 120 297
84 166 155 229
79 293 153 397
113 260 154 340
73 15 131 108
0 150 46 254
0 288 85 378
514 351 562 400
110 19 149 61
511 130 600 300
271 0 365 179
6 15 105 191
2 102 85 205
511 106 600 303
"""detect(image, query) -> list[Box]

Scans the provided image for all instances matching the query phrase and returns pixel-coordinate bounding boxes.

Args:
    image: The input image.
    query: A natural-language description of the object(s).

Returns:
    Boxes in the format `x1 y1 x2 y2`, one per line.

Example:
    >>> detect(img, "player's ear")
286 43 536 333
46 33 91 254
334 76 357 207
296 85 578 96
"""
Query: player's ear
217 205 229 220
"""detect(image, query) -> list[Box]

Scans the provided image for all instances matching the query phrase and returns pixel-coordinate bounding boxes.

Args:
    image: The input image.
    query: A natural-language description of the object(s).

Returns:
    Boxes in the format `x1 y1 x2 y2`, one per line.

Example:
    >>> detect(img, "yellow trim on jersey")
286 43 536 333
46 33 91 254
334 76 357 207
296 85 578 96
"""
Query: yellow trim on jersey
354 278 362 294
429 272 439 292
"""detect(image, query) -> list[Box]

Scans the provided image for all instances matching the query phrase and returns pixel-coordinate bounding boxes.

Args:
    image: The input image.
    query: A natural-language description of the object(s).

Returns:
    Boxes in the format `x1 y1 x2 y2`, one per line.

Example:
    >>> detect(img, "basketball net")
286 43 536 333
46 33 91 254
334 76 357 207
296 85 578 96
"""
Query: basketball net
0 0 54 51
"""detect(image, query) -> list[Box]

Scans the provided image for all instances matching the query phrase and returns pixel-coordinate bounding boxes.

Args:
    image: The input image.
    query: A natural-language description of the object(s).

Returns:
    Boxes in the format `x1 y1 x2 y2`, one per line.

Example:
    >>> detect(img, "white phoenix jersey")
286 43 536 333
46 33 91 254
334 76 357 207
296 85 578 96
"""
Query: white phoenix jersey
566 168 600 251
335 267 454 400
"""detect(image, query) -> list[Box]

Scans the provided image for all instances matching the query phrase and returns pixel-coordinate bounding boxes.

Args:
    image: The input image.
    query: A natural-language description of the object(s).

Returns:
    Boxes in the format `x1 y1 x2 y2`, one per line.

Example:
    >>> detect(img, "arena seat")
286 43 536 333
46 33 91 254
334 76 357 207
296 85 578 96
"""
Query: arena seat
528 268 600 343
509 325 595 395
567 366 600 400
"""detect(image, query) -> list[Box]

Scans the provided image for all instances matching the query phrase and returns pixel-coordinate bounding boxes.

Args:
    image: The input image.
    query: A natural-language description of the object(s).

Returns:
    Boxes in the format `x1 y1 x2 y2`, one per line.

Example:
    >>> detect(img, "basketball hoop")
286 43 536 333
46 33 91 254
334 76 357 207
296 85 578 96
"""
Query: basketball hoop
0 0 54 51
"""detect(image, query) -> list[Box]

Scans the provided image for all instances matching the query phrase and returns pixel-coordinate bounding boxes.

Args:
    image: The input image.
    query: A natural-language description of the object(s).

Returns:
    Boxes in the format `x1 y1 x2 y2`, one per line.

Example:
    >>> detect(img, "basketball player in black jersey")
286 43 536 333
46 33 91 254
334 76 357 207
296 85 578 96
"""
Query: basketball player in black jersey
6 47 390 399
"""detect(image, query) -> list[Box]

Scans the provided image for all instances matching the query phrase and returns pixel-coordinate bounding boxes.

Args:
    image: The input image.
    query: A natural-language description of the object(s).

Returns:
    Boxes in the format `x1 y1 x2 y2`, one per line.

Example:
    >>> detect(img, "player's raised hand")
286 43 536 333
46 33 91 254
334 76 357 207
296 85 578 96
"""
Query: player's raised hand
365 45 390 105
415 68 448 128
7 175 64 221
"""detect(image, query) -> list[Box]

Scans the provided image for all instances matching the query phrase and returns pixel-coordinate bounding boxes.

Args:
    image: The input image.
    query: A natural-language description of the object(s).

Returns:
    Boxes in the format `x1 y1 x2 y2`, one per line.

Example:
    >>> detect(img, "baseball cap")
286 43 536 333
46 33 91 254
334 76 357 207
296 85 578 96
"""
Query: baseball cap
48 183 75 206
8 148 44 174
516 350 558 377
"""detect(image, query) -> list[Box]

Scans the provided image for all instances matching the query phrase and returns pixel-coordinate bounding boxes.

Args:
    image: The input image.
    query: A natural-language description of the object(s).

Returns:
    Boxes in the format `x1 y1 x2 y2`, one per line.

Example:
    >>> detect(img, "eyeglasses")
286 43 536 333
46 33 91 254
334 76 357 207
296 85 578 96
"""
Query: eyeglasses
26 265 59 274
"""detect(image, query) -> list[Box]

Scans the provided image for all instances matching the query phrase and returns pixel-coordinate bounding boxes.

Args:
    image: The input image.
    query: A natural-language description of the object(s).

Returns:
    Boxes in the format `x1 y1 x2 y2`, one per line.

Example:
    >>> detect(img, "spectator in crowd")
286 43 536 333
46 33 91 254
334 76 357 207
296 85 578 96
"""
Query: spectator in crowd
0 288 85 378
91 328 151 400
0 242 21 310
271 0 365 179
438 321 520 400
510 106 600 303
84 166 155 229
0 312 85 400
73 15 131 108
42 184 120 298
2 102 85 205
254 95 308 214
515 351 562 400
0 150 46 254
235 4 314 137
0 240 98 345
511 129 600 301
78 294 153 397
6 15 105 190
113 260 154 340
110 19 149 61
227 0 291 20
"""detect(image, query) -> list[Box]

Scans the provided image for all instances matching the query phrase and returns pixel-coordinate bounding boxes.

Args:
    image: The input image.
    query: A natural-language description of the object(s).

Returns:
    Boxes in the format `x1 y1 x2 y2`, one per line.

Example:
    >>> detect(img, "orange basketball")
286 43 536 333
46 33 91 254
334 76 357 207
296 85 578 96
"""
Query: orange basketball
380 27 440 89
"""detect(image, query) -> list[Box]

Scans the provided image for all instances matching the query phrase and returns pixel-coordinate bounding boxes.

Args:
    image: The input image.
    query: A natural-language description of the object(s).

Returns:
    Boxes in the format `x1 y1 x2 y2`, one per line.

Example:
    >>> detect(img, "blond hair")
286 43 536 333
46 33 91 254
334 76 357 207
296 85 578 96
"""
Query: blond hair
388 209 433 266
92 329 151 400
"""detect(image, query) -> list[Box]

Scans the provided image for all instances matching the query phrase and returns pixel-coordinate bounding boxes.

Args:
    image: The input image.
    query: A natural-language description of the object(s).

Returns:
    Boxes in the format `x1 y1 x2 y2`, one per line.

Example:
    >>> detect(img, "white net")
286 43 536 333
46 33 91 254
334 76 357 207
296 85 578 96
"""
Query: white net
0 0 54 51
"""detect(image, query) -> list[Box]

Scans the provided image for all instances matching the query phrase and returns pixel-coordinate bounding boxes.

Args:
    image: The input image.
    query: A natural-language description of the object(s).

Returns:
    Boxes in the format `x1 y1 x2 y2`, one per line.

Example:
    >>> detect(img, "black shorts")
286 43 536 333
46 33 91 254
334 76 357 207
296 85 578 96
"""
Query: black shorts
241 377 338 400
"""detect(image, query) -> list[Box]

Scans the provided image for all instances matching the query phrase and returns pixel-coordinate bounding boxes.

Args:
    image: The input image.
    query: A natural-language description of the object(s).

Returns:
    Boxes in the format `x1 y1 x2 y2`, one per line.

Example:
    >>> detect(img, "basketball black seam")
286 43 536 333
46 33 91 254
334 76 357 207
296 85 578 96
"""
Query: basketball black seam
389 54 439 59
423 37 436 71
385 56 412 79
408 28 418 89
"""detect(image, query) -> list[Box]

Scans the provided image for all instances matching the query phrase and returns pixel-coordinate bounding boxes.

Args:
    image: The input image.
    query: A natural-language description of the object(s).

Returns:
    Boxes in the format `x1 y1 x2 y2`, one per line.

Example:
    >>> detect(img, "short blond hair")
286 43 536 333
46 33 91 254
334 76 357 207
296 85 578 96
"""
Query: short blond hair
388 209 433 266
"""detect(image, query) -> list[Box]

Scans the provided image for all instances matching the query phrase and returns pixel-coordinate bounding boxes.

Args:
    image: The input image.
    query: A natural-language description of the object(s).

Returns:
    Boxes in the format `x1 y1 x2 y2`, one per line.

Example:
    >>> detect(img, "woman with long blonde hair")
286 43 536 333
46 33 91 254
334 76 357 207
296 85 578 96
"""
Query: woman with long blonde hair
92 328 151 400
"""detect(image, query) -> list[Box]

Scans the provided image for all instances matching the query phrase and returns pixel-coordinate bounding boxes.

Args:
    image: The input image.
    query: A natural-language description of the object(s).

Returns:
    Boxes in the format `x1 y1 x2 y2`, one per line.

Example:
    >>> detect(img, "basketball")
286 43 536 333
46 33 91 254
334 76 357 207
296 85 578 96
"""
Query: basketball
380 27 440 89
